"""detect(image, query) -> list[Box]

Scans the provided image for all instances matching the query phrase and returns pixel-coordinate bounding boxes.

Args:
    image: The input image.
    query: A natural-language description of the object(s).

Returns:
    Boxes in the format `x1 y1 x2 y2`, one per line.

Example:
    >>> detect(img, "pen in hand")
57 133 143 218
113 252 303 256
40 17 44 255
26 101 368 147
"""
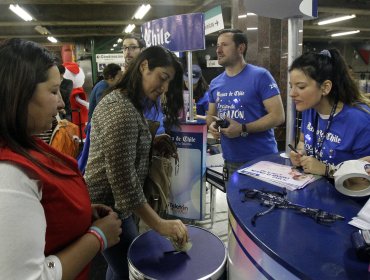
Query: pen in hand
288 144 304 172
288 144 299 154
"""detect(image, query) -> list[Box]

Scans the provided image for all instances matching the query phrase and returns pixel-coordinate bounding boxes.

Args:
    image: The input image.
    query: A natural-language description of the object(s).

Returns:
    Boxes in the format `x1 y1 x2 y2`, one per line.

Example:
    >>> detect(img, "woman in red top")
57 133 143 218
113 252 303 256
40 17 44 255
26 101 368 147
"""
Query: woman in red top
0 38 122 280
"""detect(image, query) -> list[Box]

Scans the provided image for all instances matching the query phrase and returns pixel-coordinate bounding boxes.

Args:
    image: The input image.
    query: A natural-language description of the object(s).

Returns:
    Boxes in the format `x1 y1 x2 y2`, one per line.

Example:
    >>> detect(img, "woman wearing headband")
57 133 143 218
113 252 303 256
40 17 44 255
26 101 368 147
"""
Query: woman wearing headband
289 49 370 177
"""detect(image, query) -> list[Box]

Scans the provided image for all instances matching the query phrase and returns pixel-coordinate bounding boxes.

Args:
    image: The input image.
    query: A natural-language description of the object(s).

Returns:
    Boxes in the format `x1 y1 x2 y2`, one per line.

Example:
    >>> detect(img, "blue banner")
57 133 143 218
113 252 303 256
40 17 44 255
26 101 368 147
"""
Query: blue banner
141 13 205 52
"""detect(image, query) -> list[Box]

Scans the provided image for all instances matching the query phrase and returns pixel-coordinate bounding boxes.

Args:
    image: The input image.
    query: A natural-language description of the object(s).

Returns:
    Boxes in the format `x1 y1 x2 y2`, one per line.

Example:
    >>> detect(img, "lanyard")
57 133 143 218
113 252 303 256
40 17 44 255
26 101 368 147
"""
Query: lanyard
311 101 338 160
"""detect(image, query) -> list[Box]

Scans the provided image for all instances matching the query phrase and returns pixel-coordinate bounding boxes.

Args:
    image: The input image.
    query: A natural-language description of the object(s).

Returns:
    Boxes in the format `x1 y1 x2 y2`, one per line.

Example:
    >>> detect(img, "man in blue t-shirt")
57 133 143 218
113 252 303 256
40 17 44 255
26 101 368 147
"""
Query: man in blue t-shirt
88 63 122 121
207 29 285 177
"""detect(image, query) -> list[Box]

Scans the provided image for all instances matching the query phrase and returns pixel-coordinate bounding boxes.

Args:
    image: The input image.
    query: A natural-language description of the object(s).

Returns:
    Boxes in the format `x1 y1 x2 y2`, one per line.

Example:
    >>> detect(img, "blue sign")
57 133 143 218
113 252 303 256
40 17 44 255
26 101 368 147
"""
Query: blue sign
141 13 205 52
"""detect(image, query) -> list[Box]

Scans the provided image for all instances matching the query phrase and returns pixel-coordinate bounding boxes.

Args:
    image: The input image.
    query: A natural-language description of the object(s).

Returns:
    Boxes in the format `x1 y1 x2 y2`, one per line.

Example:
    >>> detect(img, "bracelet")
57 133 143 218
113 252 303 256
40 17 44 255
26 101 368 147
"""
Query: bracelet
87 229 105 252
87 226 108 251
90 226 108 250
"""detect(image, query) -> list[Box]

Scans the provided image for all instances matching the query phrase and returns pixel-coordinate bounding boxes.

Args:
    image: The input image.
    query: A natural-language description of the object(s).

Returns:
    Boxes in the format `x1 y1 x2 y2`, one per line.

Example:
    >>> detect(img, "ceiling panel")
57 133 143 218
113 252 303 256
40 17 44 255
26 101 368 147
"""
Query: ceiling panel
0 0 369 47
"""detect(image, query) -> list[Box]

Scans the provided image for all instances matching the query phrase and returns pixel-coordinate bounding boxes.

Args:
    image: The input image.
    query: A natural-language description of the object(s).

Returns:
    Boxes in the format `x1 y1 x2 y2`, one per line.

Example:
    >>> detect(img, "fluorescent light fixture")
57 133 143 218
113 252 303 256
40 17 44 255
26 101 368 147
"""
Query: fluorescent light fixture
247 27 258 31
133 4 151 20
124 24 136 33
117 38 123 43
34 25 50 35
238 13 256 18
331 30 360 37
110 48 114 51
47 36 58 43
125 24 136 33
113 44 118 47
9 4 33 21
318 14 356 25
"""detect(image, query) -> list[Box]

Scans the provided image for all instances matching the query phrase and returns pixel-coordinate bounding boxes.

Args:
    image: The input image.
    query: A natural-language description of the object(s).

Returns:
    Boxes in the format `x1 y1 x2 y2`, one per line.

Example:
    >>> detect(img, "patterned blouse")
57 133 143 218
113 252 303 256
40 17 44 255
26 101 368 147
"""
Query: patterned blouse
85 90 151 219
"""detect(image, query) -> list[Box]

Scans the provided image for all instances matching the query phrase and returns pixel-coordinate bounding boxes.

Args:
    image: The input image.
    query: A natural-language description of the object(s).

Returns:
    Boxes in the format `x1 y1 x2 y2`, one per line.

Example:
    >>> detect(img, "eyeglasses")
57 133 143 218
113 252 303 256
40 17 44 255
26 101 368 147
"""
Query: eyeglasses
123 46 140 52
239 188 345 226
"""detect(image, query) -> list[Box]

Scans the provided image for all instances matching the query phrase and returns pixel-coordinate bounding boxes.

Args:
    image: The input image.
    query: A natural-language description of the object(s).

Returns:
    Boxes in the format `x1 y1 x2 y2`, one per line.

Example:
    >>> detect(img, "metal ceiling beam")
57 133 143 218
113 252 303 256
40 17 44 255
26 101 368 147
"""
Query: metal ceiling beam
319 7 370 16
0 0 199 6
0 21 141 27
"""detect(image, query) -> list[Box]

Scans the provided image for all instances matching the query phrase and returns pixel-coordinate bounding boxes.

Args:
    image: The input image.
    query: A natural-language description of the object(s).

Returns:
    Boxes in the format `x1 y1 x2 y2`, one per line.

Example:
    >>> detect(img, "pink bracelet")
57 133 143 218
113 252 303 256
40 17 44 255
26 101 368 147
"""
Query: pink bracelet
87 229 104 252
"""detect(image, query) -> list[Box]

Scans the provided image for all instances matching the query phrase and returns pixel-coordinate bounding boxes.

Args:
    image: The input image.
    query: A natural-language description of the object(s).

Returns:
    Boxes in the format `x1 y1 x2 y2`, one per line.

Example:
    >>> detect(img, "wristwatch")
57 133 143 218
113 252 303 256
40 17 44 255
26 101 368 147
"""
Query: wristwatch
240 124 248 137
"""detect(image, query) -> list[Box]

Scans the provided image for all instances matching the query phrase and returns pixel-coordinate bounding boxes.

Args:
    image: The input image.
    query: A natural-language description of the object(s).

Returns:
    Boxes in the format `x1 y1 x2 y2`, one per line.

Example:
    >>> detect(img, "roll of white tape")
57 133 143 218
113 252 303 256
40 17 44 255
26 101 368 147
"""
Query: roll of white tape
334 160 370 197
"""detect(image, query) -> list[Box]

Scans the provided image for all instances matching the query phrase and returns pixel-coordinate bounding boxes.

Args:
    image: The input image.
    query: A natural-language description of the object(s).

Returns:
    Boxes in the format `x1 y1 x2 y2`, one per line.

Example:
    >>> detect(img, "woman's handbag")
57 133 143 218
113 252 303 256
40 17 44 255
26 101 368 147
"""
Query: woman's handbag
143 120 178 218
143 155 173 217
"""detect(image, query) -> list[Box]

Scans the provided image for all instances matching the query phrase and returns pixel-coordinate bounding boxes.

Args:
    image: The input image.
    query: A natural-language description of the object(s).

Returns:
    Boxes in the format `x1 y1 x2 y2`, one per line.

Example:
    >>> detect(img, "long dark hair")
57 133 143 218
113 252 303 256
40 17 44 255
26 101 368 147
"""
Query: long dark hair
289 49 370 109
113 46 184 129
0 39 56 156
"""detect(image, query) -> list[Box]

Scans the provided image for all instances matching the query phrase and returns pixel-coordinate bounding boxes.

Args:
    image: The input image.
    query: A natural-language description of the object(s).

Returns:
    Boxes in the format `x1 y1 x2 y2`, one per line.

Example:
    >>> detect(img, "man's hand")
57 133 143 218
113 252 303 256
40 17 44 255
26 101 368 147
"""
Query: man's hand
208 116 221 140
219 117 242 138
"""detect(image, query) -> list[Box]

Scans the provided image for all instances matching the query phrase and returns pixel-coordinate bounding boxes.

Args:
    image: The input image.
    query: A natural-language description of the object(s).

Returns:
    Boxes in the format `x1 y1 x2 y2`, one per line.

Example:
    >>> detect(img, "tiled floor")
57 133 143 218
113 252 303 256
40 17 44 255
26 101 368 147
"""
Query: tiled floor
89 186 229 279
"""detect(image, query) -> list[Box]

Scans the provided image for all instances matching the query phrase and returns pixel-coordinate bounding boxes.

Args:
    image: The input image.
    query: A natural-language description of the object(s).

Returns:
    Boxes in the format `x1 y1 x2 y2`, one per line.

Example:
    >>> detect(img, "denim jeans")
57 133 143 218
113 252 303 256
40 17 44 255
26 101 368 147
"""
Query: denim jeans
103 215 138 280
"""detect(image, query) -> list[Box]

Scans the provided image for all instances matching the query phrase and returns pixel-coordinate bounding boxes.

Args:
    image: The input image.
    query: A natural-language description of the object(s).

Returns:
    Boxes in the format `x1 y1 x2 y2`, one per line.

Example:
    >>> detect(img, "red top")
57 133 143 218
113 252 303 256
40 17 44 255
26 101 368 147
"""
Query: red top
0 138 92 280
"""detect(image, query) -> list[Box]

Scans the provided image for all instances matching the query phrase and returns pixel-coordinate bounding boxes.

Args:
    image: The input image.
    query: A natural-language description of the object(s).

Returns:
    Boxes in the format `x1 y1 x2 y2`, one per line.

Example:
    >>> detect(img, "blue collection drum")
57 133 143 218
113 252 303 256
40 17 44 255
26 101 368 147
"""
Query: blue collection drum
128 225 226 280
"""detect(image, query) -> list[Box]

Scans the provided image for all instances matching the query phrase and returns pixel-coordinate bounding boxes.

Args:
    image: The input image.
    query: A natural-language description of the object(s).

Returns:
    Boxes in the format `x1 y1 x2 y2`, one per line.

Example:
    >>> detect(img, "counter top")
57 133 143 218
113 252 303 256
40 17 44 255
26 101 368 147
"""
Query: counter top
227 153 369 279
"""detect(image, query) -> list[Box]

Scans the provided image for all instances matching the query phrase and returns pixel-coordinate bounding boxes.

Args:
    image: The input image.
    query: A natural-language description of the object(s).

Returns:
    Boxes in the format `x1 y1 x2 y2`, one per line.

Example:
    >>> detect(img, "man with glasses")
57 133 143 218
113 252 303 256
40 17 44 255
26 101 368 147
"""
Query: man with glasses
122 33 146 69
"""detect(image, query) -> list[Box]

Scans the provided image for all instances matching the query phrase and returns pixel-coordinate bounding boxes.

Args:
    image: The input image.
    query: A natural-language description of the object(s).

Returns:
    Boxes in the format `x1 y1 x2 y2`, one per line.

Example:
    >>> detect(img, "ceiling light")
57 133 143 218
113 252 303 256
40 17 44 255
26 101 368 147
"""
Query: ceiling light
238 13 256 18
34 25 50 35
117 38 123 43
113 43 118 47
9 4 33 21
331 30 360 37
124 24 136 33
133 4 151 20
247 27 258 31
47 36 58 43
318 14 356 25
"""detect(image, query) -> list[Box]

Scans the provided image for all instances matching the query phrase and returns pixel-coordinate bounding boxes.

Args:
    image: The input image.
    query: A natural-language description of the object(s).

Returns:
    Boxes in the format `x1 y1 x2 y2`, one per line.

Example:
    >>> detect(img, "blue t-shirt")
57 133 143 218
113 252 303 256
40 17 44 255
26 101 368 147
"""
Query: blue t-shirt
301 104 370 165
208 64 280 162
144 99 165 135
196 92 209 116
88 80 109 121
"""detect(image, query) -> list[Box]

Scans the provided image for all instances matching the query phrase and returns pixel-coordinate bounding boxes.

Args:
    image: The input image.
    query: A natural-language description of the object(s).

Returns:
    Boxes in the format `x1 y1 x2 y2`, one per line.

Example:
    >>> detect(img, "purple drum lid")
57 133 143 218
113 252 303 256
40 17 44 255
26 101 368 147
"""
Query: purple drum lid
128 225 226 280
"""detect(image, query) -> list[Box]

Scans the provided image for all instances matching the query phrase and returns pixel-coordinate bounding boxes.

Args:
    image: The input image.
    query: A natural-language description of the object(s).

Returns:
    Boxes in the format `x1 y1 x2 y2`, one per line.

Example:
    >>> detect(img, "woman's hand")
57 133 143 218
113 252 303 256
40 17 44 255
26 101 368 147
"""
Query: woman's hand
92 212 122 248
290 150 303 167
91 204 113 221
157 219 189 247
153 134 178 159
300 156 326 176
